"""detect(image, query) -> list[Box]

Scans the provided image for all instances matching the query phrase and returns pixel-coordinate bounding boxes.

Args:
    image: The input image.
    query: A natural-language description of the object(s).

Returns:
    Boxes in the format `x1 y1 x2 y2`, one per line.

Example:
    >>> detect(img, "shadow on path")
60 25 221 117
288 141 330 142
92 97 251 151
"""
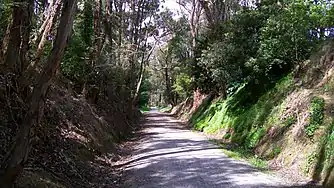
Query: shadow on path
121 112 322 188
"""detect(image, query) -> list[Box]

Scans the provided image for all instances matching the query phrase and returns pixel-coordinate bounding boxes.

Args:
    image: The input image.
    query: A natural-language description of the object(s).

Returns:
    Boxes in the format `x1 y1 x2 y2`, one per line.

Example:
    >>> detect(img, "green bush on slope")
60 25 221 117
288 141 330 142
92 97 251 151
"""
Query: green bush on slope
190 74 295 149
189 69 334 185
306 97 325 137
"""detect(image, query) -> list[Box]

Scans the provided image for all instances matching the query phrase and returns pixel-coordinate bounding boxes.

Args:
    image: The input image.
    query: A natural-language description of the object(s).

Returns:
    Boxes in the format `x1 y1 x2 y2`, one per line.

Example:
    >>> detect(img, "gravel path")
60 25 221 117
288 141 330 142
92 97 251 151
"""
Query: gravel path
120 112 312 188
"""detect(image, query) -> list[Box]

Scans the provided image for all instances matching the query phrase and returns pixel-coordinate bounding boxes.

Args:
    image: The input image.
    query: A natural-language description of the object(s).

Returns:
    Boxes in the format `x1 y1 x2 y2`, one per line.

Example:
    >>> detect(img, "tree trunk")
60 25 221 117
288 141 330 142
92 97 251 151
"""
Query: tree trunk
0 1 77 187
19 0 34 72
189 0 201 55
35 0 62 61
133 72 143 103
0 21 11 63
199 0 213 26
133 24 154 104
93 0 103 64
4 0 33 73
165 66 172 104
32 0 54 43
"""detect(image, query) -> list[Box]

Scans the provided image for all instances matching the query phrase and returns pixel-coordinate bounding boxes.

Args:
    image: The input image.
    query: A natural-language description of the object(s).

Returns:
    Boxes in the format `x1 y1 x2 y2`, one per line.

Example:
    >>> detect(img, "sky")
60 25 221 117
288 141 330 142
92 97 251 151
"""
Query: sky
161 0 183 18
162 0 179 10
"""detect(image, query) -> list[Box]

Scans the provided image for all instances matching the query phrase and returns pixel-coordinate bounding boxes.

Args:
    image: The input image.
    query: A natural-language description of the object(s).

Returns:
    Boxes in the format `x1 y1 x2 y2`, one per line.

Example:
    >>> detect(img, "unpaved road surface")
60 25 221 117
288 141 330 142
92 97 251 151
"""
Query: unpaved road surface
120 112 306 188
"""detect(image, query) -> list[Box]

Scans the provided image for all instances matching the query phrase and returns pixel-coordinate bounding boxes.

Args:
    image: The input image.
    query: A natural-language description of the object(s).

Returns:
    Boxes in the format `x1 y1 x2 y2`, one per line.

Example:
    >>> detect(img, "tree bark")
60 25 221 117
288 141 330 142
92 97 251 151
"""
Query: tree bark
0 21 11 63
19 0 34 72
35 0 62 61
4 0 33 73
0 1 77 187
198 0 213 26
93 0 103 64
132 18 154 104
188 0 202 55
33 0 55 43
165 66 172 104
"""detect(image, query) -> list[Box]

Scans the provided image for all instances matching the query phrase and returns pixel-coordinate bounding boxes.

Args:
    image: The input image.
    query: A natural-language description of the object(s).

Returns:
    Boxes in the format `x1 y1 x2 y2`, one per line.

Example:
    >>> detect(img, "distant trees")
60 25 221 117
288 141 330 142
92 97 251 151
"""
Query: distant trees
153 0 334 105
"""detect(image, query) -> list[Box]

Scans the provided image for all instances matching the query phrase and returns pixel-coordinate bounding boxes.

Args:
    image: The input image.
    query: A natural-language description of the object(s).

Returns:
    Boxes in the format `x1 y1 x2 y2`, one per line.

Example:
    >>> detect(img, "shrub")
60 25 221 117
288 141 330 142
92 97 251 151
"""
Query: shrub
306 97 325 137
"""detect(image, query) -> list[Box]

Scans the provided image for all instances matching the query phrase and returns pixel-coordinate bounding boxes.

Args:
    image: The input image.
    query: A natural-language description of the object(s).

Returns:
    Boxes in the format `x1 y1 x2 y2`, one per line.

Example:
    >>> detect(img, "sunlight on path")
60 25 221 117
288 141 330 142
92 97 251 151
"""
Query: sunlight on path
122 112 293 188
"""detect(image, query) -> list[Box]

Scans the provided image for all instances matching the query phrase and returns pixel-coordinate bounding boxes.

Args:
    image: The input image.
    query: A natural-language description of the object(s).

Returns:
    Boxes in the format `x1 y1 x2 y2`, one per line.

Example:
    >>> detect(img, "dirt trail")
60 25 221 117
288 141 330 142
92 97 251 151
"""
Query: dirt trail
120 112 310 188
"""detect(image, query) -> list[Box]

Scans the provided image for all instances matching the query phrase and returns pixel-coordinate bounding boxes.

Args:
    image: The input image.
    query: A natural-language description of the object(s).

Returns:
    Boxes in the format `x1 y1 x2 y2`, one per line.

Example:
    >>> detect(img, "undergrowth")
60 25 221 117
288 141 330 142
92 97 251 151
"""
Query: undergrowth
209 140 268 170
159 106 172 112
190 74 295 149
140 106 151 113
189 72 334 185
306 97 325 137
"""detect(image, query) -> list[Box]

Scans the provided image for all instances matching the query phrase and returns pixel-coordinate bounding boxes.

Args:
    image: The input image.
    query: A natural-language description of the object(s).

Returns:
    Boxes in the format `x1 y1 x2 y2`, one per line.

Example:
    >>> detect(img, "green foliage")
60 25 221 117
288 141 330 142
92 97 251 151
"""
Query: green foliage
139 77 151 107
80 0 94 46
61 32 91 83
61 1 94 85
306 97 325 137
0 0 11 38
173 73 192 99
254 0 313 75
268 146 281 159
284 116 296 127
190 74 295 149
223 133 231 140
304 151 318 175
303 118 334 180
246 128 266 149
140 106 150 113
324 123 334 174
189 0 332 95
214 142 268 170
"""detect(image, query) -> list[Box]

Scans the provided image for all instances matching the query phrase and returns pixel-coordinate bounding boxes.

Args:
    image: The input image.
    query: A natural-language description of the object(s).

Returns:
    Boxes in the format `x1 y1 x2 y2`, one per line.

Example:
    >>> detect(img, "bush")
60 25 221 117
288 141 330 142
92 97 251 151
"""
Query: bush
306 96 325 137
173 73 192 99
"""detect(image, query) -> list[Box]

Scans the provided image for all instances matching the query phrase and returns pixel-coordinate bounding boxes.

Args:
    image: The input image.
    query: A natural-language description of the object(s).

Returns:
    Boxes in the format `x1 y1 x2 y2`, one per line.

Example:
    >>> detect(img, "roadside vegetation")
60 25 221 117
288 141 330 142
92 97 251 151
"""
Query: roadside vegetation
152 1 334 187
209 139 269 170
2 0 334 187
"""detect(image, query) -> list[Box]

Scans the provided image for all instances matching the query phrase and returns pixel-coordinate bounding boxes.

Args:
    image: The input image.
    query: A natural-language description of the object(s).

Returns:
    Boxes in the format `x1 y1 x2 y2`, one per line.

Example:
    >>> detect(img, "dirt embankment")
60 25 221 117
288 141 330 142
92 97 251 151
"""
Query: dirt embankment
171 42 334 187
0 76 141 187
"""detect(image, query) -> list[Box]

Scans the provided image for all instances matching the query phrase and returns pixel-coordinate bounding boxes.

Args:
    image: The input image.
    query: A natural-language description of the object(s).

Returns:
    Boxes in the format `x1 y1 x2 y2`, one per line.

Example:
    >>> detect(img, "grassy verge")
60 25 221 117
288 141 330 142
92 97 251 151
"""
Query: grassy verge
140 106 150 113
159 106 172 113
209 139 269 171
190 74 295 149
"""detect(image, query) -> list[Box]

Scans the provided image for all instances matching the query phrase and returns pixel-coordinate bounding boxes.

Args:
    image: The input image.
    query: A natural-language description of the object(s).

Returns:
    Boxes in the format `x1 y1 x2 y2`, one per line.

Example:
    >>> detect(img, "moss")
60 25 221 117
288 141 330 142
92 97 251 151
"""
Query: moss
322 77 334 95
268 146 281 159
322 120 334 185
284 115 296 127
140 106 150 112
305 96 325 137
246 127 266 149
223 133 231 139
221 145 268 170
189 95 214 127
304 151 318 175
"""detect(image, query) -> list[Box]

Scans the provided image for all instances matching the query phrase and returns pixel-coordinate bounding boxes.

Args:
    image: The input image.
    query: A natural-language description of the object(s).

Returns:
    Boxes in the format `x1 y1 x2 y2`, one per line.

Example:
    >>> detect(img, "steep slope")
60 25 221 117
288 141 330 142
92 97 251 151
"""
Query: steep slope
0 76 140 187
184 42 334 187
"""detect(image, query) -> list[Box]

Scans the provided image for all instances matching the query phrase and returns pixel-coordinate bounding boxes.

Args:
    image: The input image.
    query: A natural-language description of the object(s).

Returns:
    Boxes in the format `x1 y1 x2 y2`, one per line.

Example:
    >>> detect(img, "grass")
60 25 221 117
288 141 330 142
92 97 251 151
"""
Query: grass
159 106 172 112
190 74 295 149
305 96 325 137
140 106 150 113
309 118 334 182
188 72 334 182
187 75 297 173
209 139 269 170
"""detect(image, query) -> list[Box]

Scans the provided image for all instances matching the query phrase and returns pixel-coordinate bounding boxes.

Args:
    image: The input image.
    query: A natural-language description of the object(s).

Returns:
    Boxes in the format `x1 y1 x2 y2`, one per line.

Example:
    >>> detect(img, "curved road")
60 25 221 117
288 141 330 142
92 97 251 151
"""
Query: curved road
121 112 309 188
